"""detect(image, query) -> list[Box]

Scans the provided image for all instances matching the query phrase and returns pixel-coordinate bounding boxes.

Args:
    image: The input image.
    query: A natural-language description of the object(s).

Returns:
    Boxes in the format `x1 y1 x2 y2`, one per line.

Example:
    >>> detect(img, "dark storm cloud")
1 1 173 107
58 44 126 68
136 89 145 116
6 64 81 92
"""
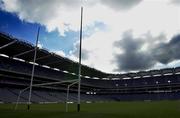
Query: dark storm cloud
113 31 180 71
152 34 180 64
113 31 155 71
101 0 142 10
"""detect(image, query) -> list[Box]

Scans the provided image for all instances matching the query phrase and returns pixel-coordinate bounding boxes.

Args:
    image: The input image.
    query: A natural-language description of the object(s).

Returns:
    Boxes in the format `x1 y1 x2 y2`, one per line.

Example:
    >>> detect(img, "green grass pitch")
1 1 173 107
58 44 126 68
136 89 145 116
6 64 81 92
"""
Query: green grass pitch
0 101 180 118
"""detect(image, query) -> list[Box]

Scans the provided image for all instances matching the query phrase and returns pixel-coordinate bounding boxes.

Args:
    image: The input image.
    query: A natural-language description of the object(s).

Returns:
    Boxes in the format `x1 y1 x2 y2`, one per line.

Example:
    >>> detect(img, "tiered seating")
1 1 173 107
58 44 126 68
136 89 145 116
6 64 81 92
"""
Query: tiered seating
1 51 180 103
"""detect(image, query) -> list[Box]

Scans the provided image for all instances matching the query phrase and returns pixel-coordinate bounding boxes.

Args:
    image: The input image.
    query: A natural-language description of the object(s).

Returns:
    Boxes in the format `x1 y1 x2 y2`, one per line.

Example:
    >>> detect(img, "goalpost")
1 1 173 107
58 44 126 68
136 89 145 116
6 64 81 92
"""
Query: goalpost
66 81 79 112
77 6 83 113
26 4 84 112
14 79 78 111
28 27 40 110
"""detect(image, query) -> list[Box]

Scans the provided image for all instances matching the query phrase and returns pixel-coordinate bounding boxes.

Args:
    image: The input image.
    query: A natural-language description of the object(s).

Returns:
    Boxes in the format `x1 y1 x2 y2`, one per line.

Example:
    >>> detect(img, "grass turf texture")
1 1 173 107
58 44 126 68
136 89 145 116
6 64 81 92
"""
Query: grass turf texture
0 101 180 118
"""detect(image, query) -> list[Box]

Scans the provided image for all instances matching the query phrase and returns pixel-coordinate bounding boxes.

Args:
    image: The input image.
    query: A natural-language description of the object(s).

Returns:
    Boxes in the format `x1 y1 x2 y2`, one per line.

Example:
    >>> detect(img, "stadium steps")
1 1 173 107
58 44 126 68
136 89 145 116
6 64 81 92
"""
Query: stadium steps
39 91 60 102
32 91 51 102
55 92 66 101
47 92 64 102
0 88 18 103
68 93 78 102
7 88 28 102
7 88 37 103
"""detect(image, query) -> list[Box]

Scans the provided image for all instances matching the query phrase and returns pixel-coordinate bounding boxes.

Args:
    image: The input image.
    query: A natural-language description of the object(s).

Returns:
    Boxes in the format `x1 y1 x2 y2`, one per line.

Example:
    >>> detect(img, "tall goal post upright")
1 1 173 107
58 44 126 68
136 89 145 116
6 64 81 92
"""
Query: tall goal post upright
27 27 40 110
77 6 83 112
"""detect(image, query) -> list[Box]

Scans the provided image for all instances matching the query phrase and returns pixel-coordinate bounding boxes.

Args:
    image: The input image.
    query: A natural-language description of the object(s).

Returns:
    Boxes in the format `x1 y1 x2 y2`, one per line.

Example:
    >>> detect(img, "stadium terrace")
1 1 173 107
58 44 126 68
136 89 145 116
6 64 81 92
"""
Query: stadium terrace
0 32 180 105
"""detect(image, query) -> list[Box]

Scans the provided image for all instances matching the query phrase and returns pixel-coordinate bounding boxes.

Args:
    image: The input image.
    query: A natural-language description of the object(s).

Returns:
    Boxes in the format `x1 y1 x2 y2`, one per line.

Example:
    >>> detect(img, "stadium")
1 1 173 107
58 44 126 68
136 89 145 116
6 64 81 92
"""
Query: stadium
0 32 180 118
1 0 180 118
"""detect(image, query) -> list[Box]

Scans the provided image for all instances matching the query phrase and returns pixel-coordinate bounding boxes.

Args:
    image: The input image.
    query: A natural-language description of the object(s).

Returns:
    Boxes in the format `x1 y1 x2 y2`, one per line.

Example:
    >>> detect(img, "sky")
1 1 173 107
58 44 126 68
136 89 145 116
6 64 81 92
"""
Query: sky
0 0 180 73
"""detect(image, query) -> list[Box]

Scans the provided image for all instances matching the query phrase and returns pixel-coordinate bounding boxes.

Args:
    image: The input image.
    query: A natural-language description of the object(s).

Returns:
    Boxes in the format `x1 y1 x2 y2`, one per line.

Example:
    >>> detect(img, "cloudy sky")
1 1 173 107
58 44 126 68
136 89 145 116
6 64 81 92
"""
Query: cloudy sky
0 0 180 73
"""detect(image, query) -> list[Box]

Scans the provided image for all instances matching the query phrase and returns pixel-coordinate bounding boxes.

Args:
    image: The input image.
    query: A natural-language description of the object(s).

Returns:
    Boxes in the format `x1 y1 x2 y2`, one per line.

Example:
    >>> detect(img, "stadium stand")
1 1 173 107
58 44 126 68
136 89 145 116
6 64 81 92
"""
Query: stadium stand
0 32 180 104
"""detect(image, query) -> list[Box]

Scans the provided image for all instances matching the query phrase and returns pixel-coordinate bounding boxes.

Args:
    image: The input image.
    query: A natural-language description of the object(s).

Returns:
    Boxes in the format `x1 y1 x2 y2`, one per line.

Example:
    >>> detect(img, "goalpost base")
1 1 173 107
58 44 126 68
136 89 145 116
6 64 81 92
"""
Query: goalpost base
77 104 80 112
27 104 30 110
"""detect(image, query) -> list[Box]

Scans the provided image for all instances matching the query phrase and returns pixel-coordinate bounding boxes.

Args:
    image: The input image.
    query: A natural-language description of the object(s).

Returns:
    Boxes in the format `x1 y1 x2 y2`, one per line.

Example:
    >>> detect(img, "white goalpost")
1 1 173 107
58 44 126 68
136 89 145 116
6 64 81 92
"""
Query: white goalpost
14 79 78 111
77 6 83 113
26 3 84 112
66 81 79 112
28 27 40 110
